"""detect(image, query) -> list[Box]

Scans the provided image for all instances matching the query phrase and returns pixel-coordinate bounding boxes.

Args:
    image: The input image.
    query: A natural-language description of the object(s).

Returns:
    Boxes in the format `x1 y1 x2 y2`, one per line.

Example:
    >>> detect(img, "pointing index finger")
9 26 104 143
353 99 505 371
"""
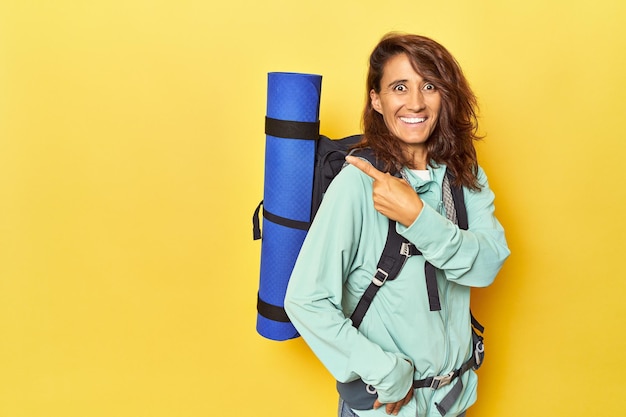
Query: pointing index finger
345 155 386 181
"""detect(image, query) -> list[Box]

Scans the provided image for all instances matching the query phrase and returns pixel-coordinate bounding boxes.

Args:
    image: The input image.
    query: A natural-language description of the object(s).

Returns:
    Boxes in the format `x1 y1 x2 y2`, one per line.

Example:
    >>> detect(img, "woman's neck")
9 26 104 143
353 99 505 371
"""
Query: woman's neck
405 146 428 170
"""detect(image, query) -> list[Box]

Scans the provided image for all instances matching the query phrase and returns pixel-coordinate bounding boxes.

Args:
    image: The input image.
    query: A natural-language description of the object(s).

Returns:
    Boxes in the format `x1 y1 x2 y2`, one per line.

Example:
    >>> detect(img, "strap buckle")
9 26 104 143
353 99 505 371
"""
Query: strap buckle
473 339 485 369
430 372 454 390
400 242 412 257
372 269 389 287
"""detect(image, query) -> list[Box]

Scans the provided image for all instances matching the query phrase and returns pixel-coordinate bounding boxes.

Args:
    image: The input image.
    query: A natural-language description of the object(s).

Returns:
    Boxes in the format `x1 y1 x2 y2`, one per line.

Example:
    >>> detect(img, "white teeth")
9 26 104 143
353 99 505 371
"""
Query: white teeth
400 117 426 124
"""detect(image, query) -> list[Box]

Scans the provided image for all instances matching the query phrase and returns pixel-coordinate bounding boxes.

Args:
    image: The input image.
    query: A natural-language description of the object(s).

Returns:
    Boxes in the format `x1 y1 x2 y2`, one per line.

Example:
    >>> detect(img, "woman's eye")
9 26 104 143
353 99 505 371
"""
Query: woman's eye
423 83 436 91
394 84 407 92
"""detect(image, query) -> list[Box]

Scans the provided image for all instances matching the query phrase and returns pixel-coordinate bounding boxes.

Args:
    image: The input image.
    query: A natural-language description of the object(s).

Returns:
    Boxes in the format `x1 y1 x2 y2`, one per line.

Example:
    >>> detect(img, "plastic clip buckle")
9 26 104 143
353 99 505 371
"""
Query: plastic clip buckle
430 372 454 390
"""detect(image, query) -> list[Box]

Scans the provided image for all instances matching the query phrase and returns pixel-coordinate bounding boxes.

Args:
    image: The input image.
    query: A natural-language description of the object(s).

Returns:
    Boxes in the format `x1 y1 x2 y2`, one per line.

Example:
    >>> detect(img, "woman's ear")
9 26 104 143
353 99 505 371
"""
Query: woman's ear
370 89 382 114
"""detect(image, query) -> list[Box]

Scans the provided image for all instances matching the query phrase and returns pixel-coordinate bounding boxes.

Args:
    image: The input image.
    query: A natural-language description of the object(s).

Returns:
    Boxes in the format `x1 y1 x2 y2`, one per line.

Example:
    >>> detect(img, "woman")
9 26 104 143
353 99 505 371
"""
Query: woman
284 33 510 417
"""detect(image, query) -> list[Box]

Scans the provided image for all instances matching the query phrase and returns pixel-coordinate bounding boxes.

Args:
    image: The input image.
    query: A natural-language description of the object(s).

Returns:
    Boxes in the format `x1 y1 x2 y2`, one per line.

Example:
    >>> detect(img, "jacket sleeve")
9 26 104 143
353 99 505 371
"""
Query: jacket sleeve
397 166 510 287
284 166 414 404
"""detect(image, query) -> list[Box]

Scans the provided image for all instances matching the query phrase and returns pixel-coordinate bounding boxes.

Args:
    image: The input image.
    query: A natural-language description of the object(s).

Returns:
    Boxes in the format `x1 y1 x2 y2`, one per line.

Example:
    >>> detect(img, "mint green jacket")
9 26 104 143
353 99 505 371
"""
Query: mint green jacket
284 162 510 417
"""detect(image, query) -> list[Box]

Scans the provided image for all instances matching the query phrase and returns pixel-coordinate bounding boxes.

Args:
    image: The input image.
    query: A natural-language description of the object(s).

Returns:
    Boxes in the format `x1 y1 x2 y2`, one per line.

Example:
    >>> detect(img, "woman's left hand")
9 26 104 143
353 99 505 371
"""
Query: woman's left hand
346 155 423 227
373 386 414 416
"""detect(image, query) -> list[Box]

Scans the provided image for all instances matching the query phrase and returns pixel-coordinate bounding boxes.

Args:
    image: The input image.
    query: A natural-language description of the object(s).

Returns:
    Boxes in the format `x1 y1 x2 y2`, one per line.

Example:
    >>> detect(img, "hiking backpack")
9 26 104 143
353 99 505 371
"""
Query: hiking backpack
253 134 486 414
253 133 483 332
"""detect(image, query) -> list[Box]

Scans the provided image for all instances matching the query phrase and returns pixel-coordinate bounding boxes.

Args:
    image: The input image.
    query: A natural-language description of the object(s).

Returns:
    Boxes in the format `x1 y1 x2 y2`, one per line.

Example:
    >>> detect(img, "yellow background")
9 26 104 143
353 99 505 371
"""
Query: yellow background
1 0 625 416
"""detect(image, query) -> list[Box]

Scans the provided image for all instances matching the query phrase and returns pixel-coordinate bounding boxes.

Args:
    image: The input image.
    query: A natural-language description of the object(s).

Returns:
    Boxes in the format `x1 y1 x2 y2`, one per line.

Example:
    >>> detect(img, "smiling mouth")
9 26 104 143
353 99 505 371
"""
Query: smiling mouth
399 116 426 124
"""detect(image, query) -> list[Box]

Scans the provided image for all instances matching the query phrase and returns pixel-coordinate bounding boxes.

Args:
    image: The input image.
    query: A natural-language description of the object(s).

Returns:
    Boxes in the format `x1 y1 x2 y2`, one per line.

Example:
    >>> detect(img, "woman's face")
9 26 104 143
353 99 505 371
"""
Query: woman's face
370 53 441 153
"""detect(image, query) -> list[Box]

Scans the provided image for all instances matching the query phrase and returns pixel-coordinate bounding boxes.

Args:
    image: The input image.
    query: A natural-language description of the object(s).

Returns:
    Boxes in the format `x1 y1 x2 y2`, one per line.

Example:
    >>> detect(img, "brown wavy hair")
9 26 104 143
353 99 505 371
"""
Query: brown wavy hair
356 33 482 190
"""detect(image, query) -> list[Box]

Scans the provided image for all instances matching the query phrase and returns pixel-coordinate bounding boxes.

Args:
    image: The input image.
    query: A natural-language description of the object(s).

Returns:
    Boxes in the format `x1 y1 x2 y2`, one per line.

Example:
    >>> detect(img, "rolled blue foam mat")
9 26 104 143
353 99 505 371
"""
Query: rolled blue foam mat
257 72 322 341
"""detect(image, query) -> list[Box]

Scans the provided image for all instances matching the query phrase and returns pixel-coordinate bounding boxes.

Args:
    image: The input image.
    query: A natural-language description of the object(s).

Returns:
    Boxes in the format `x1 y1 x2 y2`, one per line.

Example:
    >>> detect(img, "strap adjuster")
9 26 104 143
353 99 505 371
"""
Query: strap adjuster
430 372 454 390
474 339 485 369
400 242 412 257
372 269 389 286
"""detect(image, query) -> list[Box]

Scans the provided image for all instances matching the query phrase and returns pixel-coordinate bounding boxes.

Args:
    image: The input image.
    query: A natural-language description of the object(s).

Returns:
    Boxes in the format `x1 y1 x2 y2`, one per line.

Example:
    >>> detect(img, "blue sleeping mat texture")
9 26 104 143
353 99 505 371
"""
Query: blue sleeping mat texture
257 72 322 341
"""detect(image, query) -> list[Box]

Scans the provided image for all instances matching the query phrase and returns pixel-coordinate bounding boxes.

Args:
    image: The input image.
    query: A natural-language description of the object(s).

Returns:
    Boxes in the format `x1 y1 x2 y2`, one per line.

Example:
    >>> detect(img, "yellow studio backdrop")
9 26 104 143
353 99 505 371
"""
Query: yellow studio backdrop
0 0 625 416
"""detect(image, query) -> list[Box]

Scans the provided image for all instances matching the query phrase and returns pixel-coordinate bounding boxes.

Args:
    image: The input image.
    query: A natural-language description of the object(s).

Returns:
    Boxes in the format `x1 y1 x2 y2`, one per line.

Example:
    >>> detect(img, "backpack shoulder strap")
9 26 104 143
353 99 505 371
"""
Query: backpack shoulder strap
443 171 486 369
349 218 417 328
445 170 468 230
348 151 420 328
424 170 469 311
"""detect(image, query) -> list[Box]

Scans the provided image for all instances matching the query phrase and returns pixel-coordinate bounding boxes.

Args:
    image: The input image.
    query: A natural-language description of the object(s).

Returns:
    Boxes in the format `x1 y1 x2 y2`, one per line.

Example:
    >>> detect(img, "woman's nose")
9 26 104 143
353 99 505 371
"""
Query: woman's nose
406 89 425 111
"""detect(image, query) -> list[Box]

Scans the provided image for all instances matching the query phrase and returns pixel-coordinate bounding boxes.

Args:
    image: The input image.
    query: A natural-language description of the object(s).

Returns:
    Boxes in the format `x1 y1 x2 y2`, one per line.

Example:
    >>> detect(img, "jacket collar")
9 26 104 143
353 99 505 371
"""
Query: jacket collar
402 163 447 193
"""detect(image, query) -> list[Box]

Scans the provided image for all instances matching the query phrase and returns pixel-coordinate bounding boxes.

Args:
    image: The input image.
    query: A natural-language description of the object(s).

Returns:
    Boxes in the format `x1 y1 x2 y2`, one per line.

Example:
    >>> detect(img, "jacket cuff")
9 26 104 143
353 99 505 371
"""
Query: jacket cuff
397 202 452 248
372 353 414 404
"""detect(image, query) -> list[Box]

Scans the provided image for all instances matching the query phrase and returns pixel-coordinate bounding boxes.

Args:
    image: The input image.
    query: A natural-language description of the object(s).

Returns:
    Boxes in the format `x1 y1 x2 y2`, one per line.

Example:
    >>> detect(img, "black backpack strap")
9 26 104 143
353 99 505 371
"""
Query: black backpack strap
471 311 484 333
347 152 419 328
424 171 469 311
446 176 485 341
350 218 418 328
448 173 468 231
425 261 441 311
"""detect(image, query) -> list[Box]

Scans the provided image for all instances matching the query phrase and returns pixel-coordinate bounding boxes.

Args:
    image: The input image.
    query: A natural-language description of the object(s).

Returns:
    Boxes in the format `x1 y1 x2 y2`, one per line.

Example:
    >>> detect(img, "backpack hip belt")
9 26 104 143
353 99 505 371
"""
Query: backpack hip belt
337 330 484 414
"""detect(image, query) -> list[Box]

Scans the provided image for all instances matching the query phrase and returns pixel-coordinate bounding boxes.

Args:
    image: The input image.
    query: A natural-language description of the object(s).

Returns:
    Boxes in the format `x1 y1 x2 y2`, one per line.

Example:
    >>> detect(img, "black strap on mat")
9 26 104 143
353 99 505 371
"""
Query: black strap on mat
252 201 263 240
265 116 320 140
257 293 291 323
252 200 311 241
263 207 310 231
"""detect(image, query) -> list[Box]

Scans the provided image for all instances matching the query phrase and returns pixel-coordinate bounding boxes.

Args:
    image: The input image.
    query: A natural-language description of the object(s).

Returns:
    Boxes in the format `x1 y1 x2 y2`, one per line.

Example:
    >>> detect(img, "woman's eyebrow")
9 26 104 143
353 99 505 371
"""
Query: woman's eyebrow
386 79 408 88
